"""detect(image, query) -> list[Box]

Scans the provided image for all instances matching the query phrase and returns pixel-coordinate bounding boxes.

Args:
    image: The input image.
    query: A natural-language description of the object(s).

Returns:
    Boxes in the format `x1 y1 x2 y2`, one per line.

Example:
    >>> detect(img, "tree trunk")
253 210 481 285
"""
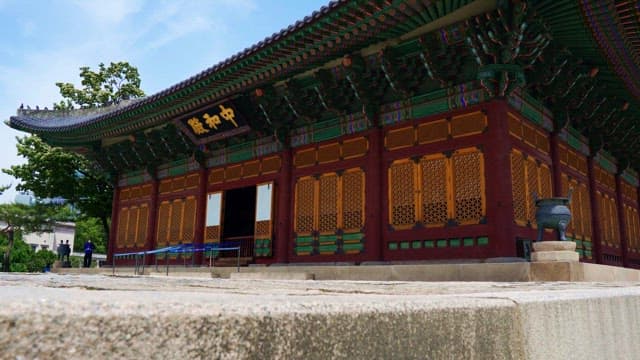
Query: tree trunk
2 230 14 272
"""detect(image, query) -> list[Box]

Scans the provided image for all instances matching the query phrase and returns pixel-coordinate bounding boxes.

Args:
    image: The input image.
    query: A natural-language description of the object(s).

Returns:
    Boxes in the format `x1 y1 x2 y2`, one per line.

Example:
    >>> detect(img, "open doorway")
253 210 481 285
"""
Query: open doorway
222 186 256 239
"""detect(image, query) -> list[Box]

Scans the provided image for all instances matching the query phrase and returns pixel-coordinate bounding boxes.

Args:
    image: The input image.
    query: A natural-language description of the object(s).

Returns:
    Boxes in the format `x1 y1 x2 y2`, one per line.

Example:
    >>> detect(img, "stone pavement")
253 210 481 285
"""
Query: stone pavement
1 273 640 359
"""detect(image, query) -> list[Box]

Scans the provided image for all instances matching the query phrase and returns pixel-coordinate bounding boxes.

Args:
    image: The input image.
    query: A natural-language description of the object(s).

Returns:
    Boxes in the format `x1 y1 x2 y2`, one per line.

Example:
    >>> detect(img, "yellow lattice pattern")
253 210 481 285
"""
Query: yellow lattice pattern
610 196 621 247
452 150 484 224
389 160 416 227
295 177 315 234
628 206 640 251
420 155 448 226
169 200 184 245
597 192 609 245
136 205 148 247
579 183 592 240
182 196 197 243
511 150 527 225
599 193 620 247
342 170 364 231
568 178 581 237
255 220 271 238
156 202 171 246
570 179 582 238
539 165 553 198
126 207 139 247
633 207 638 251
116 207 128 248
205 225 221 243
561 175 592 240
319 174 339 234
525 157 539 227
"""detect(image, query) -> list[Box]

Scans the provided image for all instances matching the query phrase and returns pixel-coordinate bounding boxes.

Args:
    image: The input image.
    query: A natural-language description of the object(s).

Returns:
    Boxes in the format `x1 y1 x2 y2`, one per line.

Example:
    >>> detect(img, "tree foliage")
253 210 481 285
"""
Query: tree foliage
0 233 57 272
3 62 145 253
0 203 60 272
4 136 113 233
74 217 107 254
54 62 145 110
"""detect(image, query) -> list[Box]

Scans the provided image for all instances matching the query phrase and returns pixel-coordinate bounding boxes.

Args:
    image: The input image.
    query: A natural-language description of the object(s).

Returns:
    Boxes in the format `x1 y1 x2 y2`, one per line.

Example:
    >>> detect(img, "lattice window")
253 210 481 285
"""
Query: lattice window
570 178 582 238
598 192 609 245
117 207 128 248
539 165 553 198
295 177 316 235
169 200 184 245
579 183 592 240
255 220 271 238
205 226 221 242
511 150 527 225
452 149 484 224
610 196 621 247
389 160 416 228
629 207 640 251
295 169 365 242
562 176 592 241
136 205 148 247
512 149 554 227
182 196 197 243
598 192 620 247
126 207 139 247
156 201 171 246
319 174 339 234
420 155 448 226
525 157 538 227
342 170 364 232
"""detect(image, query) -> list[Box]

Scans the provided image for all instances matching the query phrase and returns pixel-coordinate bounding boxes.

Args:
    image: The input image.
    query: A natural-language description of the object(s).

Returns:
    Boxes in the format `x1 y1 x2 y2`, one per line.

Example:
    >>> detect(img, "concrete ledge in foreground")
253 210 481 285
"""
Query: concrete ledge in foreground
1 274 640 359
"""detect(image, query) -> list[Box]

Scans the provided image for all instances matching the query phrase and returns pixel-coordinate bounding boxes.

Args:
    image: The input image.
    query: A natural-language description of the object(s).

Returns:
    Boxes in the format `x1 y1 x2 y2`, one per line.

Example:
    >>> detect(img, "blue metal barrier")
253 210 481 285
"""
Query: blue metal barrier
112 242 241 276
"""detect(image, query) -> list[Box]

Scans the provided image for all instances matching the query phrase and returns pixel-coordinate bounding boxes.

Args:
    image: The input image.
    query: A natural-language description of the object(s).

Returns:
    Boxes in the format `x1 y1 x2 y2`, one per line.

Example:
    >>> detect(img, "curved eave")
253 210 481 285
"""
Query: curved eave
538 0 640 107
9 0 486 146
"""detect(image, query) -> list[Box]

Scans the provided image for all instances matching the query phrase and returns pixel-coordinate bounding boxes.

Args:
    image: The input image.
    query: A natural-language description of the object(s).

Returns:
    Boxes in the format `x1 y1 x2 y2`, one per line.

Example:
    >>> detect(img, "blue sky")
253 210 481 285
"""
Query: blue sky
0 0 329 203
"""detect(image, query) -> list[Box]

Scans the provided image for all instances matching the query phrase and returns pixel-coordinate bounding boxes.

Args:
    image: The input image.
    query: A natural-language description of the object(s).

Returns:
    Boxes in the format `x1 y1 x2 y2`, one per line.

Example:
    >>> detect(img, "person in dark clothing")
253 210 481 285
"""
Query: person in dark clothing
56 242 64 261
64 240 71 262
83 240 95 268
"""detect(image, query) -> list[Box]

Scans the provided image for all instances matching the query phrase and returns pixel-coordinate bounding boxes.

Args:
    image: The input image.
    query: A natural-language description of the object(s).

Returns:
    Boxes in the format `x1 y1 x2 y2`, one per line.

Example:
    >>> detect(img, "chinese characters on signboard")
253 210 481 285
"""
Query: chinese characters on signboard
176 100 249 144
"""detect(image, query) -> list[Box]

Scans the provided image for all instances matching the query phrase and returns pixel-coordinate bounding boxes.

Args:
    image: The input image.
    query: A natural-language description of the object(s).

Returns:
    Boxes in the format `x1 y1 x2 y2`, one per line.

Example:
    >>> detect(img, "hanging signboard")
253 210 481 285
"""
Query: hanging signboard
175 99 250 144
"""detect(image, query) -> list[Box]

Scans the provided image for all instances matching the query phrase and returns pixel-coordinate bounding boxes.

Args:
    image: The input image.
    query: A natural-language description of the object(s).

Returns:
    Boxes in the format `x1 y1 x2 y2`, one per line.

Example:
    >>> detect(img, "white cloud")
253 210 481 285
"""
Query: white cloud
0 0 266 203
71 0 144 25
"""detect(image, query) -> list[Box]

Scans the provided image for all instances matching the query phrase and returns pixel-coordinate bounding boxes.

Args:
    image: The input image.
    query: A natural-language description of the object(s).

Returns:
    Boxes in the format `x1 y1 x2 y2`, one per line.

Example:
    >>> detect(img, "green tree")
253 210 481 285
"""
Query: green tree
4 61 145 246
5 135 113 238
54 62 145 110
0 203 58 272
74 217 107 254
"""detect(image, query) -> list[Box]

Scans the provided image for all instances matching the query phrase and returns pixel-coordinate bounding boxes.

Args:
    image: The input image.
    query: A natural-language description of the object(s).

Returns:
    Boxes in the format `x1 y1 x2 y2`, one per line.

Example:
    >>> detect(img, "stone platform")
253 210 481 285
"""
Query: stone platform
97 260 640 282
1 273 640 359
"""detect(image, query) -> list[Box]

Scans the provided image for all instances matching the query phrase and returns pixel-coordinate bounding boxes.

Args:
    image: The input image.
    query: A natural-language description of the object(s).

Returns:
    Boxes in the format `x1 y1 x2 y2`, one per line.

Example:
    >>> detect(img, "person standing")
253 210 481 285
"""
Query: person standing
56 241 64 261
64 240 71 263
83 240 95 268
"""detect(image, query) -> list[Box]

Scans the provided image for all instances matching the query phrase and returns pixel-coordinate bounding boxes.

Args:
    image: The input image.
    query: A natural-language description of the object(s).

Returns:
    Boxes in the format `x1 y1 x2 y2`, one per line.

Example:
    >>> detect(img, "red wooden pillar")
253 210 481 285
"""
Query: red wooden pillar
550 131 563 197
483 100 516 257
275 148 292 263
587 156 603 264
107 185 121 265
364 126 383 262
615 174 630 267
193 167 208 265
144 177 159 265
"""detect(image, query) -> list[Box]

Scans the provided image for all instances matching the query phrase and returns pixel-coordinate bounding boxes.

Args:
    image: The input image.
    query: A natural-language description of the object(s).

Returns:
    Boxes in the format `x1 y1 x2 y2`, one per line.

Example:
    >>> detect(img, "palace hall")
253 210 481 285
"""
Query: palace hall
10 0 640 268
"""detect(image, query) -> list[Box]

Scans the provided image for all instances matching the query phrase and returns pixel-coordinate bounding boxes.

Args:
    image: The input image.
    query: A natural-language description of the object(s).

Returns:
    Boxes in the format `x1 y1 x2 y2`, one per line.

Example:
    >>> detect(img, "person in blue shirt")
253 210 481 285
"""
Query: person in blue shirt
83 240 96 268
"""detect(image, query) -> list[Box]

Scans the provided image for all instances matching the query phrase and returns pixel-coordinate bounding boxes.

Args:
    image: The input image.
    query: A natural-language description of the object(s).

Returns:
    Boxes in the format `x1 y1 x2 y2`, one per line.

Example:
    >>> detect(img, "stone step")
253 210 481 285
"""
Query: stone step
229 271 314 280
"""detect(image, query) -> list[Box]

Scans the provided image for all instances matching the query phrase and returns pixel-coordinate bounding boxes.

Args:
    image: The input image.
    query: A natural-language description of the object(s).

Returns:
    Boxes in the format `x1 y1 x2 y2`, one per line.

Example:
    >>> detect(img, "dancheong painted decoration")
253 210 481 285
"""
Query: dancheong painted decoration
9 0 640 269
